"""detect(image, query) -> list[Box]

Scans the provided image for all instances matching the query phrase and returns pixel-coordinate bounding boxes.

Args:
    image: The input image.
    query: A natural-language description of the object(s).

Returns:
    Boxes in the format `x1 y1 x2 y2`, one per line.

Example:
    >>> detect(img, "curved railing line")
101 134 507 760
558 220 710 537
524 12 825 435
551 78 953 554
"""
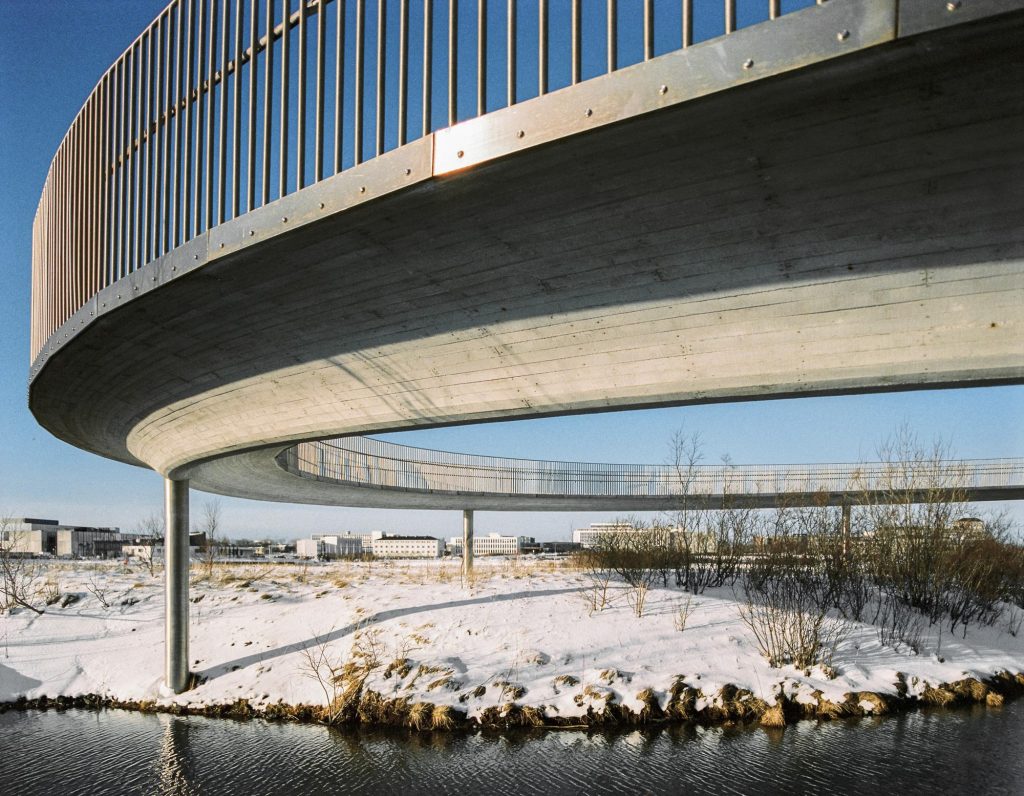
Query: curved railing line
287 437 1024 499
31 0 825 360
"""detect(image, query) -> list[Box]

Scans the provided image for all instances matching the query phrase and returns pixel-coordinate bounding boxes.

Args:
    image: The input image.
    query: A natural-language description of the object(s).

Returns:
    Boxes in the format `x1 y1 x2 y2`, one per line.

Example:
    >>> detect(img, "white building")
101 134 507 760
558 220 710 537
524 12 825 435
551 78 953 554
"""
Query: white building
298 533 363 559
448 533 526 556
571 523 636 549
372 535 443 559
2 518 123 558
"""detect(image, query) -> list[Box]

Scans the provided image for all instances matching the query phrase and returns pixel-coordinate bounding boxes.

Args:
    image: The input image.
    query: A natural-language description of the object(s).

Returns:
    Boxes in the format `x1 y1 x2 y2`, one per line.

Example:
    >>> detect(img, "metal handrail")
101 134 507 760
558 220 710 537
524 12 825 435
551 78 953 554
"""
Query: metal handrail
31 0 823 360
289 436 1024 498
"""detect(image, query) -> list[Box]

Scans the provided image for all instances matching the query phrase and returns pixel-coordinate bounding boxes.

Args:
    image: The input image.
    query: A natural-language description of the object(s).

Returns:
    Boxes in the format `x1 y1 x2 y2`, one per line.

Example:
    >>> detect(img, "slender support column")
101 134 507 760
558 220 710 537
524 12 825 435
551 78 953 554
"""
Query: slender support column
462 509 474 579
165 477 190 693
841 502 852 558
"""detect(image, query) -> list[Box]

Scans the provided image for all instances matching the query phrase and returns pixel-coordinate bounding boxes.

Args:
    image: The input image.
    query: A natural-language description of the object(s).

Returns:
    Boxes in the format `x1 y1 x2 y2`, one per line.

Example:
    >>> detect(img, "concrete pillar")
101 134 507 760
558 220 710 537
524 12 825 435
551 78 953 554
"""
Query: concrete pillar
165 477 190 694
841 502 852 558
462 509 474 579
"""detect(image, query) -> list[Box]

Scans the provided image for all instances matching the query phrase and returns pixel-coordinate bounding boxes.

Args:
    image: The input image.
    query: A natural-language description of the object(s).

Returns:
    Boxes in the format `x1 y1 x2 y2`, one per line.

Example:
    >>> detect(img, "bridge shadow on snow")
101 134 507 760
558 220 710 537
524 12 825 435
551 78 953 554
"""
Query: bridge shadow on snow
198 586 583 681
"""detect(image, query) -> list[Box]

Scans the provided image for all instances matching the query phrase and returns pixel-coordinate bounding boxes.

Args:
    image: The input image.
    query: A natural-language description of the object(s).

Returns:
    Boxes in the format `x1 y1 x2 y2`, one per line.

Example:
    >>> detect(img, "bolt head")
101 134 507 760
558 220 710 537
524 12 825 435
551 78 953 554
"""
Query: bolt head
743 59 754 70
516 130 525 138
319 202 325 209
282 216 288 223
947 1 961 10
360 186 366 193
659 85 668 94
585 108 593 117
457 150 464 158
837 30 850 41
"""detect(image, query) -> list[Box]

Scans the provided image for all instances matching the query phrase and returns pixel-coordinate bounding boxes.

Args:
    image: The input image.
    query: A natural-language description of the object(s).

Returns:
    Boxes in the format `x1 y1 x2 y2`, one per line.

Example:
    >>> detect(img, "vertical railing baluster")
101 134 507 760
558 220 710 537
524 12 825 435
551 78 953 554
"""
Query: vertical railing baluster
769 0 780 20
538 0 546 95
205 0 218 227
607 0 616 72
398 0 409 145
333 0 345 174
477 0 486 116
571 0 580 85
145 27 154 264
375 0 386 156
279 0 290 198
233 0 244 218
682 0 691 48
153 15 164 258
314 0 326 180
297 0 307 190
448 0 457 126
354 0 364 164
422 0 432 135
726 0 736 34
183 0 195 242
506 0 515 106
194 0 206 237
218 0 229 223
262 0 274 206
128 43 138 274
172 1 185 248
644 0 653 60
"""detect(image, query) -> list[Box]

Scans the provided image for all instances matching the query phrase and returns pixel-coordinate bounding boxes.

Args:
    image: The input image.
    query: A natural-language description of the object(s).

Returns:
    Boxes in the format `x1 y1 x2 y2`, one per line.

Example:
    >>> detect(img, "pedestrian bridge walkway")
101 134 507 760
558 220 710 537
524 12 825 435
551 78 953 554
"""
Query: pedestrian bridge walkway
265 437 1024 510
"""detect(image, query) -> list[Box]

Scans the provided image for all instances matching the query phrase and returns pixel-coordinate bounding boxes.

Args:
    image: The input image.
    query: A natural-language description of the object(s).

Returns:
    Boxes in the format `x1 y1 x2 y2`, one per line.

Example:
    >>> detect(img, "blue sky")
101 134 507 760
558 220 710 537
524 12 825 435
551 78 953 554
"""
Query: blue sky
0 1 1020 542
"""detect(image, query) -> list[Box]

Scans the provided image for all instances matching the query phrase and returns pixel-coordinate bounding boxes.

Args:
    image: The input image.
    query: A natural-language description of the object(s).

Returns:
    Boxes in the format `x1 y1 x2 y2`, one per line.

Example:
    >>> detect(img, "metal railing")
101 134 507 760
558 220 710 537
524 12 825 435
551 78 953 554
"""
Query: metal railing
287 436 1024 499
31 0 825 360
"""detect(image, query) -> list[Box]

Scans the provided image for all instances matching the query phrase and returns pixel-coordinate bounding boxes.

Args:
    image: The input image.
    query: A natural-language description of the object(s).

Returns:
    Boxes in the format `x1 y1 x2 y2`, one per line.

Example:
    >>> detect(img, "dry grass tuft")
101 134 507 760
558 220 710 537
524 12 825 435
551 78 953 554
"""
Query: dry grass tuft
407 701 434 730
430 704 456 730
759 703 787 727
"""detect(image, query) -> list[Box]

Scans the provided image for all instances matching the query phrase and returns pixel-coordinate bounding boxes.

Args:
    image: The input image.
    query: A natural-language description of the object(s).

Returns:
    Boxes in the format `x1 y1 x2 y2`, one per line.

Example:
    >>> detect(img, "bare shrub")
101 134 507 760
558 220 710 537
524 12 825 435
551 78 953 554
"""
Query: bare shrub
672 595 696 633
0 517 45 614
737 507 849 669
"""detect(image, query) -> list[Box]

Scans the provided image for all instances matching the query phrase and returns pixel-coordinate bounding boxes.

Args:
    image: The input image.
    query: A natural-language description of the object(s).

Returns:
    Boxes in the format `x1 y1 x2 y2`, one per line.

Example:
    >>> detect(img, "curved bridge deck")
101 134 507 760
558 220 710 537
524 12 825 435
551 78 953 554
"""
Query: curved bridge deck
265 437 1024 510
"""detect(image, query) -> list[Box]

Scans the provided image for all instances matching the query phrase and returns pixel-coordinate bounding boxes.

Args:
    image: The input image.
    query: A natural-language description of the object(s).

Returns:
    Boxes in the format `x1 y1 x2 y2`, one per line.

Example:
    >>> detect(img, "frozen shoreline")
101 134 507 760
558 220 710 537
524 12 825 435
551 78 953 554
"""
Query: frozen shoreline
4 558 1024 728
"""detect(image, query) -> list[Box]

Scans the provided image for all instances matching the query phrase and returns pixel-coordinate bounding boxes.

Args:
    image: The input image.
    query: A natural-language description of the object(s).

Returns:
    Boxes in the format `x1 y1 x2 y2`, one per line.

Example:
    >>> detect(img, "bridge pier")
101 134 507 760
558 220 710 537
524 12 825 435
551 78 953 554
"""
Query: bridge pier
164 477 190 694
462 509 474 579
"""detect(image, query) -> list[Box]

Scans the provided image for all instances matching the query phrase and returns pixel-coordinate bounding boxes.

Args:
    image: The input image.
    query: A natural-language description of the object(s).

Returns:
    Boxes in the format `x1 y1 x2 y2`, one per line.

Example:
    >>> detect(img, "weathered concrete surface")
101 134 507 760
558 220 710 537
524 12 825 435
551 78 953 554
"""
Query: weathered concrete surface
28 11 1024 494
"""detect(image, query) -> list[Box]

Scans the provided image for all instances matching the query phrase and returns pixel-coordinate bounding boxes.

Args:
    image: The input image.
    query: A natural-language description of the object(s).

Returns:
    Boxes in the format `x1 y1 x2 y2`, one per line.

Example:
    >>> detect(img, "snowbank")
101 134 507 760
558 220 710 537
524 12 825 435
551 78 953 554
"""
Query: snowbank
4 558 1024 727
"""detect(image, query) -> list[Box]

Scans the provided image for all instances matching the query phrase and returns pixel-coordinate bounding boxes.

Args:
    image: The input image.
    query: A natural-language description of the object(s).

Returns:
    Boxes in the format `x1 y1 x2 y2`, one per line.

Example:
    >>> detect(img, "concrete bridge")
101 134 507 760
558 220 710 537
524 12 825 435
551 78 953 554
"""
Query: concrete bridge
28 0 1024 692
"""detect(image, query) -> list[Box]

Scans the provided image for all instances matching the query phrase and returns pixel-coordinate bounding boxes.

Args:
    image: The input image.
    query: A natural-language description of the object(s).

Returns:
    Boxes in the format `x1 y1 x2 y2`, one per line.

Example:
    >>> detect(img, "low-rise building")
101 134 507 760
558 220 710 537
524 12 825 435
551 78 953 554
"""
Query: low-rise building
2 518 123 558
372 535 443 559
448 533 531 556
298 533 364 559
571 523 636 549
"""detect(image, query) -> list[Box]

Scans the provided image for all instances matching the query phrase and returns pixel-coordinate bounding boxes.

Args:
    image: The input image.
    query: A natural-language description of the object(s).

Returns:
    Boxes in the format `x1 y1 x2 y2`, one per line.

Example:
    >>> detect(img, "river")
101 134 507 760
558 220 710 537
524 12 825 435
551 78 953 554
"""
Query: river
3 702 1023 794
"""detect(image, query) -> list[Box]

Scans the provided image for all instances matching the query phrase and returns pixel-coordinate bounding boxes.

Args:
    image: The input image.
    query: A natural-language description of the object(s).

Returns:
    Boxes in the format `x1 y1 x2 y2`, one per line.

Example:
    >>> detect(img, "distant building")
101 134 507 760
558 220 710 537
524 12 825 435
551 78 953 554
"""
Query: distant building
571 523 635 549
298 533 363 559
2 518 123 558
372 535 443 559
448 533 532 556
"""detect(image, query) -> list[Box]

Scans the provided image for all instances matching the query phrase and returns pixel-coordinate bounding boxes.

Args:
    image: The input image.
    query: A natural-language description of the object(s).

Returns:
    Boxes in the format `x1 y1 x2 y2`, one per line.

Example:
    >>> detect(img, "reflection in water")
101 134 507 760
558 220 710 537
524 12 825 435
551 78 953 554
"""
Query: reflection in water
2 703 1024 795
156 715 198 796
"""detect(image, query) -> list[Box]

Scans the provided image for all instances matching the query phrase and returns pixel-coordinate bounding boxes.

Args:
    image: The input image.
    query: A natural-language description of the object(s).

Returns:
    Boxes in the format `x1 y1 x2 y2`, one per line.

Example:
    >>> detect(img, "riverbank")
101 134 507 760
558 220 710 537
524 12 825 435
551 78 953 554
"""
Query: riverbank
3 558 1024 730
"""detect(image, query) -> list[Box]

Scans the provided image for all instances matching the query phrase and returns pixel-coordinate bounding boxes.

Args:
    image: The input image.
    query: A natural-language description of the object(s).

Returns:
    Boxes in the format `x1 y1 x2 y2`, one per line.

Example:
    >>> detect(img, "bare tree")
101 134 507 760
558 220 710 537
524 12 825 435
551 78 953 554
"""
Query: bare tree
131 512 164 577
195 499 223 580
0 516 45 614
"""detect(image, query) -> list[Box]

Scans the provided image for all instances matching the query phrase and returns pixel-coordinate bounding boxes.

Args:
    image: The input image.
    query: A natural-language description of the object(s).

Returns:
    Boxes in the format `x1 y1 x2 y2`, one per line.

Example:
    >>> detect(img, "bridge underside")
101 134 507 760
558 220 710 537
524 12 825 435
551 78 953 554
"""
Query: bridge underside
29 8 1024 501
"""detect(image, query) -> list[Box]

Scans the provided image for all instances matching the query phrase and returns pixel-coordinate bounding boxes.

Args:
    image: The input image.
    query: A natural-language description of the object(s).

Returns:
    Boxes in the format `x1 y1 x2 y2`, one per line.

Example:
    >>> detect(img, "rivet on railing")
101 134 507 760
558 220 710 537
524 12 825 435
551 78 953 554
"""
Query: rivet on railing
360 186 366 193
837 30 850 41
282 217 288 223
457 150 464 158
585 108 593 117
659 85 668 94
743 59 754 70
947 1 961 10
516 130 525 138
319 202 325 209
250 230 256 236
405 168 412 176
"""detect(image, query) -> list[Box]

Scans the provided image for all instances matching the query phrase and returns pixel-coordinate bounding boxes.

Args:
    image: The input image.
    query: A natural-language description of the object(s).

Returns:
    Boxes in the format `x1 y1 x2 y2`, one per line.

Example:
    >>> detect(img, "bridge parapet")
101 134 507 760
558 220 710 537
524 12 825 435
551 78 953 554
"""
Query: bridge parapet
282 437 1024 506
33 0 1015 370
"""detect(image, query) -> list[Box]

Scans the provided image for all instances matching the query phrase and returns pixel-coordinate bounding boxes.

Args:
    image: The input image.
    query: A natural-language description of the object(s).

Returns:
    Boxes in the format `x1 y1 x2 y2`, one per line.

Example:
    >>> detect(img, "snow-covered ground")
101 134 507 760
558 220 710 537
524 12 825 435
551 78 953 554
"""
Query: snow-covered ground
4 557 1024 723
